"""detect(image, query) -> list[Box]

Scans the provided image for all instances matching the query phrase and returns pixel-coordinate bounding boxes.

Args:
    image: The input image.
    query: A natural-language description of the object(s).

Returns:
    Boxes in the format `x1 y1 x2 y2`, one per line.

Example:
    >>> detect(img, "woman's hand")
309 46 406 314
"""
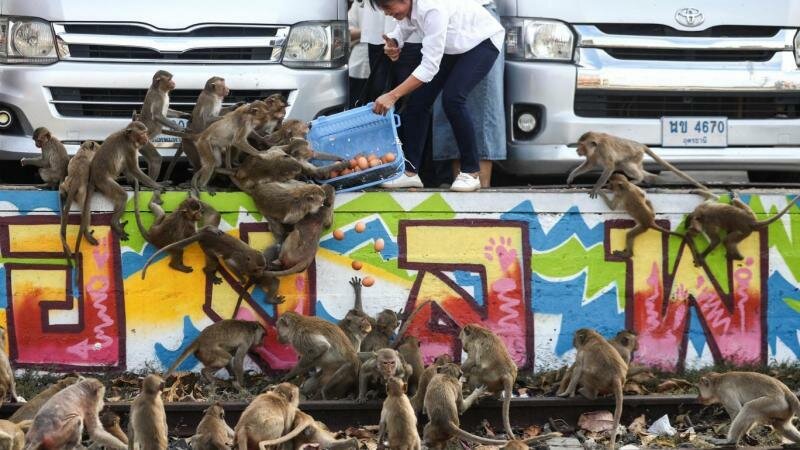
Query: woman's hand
383 34 400 61
373 92 399 115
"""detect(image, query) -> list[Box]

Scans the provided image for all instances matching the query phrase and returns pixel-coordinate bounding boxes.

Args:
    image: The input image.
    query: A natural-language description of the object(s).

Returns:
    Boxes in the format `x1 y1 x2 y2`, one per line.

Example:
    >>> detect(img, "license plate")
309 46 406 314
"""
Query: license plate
661 117 727 147
153 118 189 146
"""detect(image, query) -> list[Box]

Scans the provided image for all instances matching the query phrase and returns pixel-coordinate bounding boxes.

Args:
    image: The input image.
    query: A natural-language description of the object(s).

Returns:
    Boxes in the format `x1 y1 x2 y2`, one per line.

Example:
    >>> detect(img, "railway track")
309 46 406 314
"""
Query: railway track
0 395 702 437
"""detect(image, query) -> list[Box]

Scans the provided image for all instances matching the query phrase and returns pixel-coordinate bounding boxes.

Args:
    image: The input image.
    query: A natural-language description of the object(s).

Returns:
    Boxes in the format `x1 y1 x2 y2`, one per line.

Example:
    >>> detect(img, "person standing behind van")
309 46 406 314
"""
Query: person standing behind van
431 0 505 188
370 0 504 192
348 1 370 107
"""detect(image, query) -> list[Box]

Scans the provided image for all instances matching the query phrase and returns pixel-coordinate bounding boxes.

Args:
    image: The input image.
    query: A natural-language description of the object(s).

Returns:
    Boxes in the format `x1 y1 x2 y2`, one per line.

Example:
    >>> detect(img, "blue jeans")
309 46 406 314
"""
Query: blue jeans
432 2 506 162
400 39 500 174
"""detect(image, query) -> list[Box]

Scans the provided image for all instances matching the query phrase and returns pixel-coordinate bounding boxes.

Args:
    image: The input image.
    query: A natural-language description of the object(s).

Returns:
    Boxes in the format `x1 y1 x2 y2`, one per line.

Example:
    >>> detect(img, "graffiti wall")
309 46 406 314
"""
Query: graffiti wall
0 189 798 373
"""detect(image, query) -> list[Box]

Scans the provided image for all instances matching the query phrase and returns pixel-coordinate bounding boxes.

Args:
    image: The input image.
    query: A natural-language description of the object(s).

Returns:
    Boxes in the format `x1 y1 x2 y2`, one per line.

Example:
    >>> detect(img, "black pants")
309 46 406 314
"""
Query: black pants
393 43 453 187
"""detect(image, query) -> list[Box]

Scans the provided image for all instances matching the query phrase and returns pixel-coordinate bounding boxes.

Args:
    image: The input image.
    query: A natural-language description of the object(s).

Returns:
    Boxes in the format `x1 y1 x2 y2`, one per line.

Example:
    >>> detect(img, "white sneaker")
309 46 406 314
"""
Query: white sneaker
380 173 424 189
450 172 481 192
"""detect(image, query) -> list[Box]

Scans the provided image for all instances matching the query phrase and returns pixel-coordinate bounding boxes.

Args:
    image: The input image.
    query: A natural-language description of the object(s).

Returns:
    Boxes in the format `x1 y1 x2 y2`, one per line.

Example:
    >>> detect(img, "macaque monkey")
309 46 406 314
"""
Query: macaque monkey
23 127 69 189
231 144 347 190
566 131 711 198
0 327 17 403
258 184 335 280
139 70 190 179
24 378 127 450
0 419 28 450
78 121 162 250
685 192 800 266
697 371 800 445
191 95 286 195
336 277 374 350
128 374 168 450
395 336 424 395
188 402 234 450
361 310 398 352
378 377 420 450
557 329 639 396
460 323 518 438
59 140 99 264
357 348 412 404
234 382 310 450
9 376 78 423
409 355 454 414
164 319 266 393
163 76 233 179
141 226 269 295
100 410 128 445
599 173 686 258
558 328 626 448
134 182 220 273
422 363 556 448
265 119 310 147
276 311 360 400
257 411 358 450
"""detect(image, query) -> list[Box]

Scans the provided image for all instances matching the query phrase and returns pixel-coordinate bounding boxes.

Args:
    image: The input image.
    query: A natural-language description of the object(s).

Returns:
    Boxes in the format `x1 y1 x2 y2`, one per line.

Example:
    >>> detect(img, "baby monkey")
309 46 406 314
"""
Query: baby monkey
697 371 800 445
599 173 686 258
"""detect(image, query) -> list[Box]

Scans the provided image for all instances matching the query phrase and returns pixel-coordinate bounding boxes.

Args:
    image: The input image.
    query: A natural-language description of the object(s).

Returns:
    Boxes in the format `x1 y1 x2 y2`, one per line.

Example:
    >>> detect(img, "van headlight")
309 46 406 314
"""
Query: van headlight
795 30 800 66
282 21 347 69
0 16 58 64
503 18 575 61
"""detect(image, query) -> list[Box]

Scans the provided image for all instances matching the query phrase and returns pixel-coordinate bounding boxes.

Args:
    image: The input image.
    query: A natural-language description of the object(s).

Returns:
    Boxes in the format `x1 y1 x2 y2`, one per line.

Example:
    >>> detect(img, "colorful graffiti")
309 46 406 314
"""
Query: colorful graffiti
0 190 797 373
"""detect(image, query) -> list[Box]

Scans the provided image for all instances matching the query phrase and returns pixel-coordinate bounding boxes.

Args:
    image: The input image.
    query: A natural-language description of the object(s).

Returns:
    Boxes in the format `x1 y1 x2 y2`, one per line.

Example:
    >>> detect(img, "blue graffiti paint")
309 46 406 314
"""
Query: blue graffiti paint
767 272 800 357
320 218 398 259
687 308 709 360
532 272 623 355
315 301 340 324
501 201 604 252
248 288 278 317
0 191 58 213
0 267 6 309
154 315 201 371
451 271 484 307
121 245 158 280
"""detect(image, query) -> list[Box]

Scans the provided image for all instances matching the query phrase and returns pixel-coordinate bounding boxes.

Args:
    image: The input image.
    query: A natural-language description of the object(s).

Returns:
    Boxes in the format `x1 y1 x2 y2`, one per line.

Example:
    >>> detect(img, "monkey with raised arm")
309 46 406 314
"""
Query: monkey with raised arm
598 173 687 258
24 378 127 450
138 70 190 180
78 121 163 250
134 182 220 273
378 377 420 450
459 323 518 439
59 140 99 265
128 374 167 450
22 127 69 189
558 328 626 448
231 143 348 190
276 311 360 400
163 76 234 179
566 131 712 199
188 402 234 450
256 411 358 450
234 382 311 450
685 192 800 266
141 226 270 298
697 371 800 446
164 319 266 394
191 95 286 195
9 376 78 423
409 354 453 415
264 119 310 147
357 348 412 404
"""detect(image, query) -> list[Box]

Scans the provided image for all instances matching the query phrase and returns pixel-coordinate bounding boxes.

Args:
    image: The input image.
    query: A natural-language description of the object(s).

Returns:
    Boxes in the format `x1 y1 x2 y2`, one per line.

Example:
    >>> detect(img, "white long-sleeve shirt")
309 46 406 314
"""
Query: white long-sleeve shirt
357 1 421 45
387 0 504 83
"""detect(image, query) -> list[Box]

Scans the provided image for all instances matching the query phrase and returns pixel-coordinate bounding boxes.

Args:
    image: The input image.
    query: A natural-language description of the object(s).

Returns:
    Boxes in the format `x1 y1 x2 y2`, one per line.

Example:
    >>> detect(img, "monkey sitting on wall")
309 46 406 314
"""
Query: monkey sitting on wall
22 127 69 189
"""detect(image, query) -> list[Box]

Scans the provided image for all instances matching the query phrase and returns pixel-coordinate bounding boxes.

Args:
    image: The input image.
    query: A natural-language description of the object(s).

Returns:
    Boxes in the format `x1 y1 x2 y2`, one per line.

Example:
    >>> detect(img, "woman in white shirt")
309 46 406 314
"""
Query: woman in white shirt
370 0 504 192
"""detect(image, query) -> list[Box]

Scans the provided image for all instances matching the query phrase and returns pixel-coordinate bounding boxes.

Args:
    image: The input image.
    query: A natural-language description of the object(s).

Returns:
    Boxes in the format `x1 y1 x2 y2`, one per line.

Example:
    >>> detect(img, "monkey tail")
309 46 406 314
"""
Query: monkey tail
16 419 33 433
75 180 95 259
688 189 719 202
260 257 314 278
59 187 75 267
132 179 150 242
756 194 800 228
643 147 712 193
141 232 204 279
785 388 800 418
256 415 314 449
610 378 623 448
502 375 515 439
522 433 563 444
446 423 510 446
164 340 200 380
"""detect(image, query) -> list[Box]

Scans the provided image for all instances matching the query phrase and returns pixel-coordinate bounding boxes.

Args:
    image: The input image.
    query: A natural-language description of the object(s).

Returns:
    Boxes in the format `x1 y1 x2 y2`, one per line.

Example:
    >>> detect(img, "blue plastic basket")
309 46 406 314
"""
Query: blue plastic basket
308 103 405 192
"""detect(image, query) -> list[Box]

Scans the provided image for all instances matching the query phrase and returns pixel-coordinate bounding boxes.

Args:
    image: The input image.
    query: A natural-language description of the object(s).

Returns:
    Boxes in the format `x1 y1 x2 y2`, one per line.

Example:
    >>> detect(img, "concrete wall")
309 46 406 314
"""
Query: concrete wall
0 189 798 374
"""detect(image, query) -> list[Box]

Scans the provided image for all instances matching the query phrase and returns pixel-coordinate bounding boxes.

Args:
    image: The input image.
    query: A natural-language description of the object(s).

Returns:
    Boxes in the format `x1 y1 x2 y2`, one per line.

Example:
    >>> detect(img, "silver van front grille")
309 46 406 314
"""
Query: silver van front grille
53 23 288 63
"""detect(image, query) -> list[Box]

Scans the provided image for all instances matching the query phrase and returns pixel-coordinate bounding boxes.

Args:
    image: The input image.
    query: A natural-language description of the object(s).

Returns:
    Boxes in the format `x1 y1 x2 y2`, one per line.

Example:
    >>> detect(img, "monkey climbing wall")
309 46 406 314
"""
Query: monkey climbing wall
0 189 798 374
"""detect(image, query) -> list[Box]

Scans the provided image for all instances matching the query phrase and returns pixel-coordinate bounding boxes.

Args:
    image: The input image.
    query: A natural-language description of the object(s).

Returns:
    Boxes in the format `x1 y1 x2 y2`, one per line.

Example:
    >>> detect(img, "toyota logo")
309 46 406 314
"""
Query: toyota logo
675 8 704 27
